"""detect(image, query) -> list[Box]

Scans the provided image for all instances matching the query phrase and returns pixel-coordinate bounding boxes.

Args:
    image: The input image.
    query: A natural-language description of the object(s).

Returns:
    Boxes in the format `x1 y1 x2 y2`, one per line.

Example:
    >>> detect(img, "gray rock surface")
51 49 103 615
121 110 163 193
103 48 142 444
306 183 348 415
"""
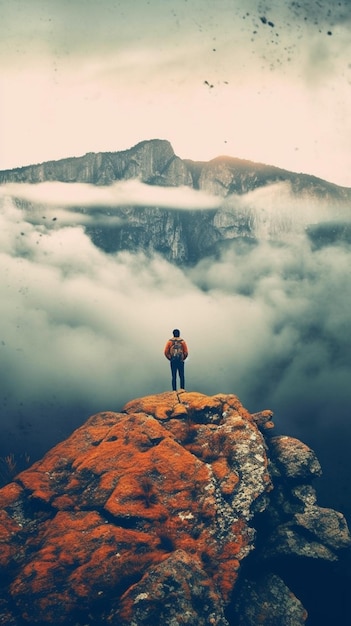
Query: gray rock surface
232 573 308 626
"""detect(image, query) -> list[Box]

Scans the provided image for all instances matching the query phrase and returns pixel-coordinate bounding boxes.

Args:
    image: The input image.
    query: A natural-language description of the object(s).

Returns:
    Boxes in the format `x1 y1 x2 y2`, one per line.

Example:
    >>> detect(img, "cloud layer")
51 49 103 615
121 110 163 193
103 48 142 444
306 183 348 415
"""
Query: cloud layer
1 183 351 521
2 180 220 210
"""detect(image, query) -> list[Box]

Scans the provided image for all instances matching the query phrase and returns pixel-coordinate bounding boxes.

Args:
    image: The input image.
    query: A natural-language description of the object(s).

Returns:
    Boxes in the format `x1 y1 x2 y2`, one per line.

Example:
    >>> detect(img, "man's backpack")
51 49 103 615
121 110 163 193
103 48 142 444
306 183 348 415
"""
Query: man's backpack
170 339 183 360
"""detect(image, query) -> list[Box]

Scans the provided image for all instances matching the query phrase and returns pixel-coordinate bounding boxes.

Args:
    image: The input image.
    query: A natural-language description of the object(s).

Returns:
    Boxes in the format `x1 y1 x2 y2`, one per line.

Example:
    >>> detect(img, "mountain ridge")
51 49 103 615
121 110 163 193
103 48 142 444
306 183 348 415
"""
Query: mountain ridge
2 139 351 263
1 138 350 195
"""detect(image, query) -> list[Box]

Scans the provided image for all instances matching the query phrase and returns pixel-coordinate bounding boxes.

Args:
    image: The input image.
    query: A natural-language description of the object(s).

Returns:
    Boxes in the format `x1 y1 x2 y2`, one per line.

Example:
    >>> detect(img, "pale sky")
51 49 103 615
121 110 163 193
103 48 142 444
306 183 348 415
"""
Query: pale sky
1 0 351 186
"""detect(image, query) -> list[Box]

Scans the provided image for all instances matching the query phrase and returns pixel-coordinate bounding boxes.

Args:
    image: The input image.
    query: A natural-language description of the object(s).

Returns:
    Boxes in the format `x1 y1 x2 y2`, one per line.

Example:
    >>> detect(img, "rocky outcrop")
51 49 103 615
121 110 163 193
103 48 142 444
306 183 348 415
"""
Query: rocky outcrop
0 391 349 625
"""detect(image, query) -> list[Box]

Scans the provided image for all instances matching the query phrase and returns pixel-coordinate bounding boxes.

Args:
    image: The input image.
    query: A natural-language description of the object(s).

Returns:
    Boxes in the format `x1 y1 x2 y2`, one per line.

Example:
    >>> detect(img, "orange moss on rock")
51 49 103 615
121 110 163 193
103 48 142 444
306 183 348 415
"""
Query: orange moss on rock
177 391 226 414
10 509 165 622
215 559 240 602
123 391 181 420
0 481 23 507
0 391 276 624
211 458 240 495
104 436 213 522
212 457 230 481
252 409 274 428
123 391 252 426
262 420 275 430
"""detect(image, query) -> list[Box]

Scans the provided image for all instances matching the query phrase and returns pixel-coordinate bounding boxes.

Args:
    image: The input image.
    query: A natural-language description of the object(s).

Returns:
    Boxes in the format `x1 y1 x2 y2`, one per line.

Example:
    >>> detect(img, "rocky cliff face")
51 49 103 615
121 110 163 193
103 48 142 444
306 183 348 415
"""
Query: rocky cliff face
0 391 349 626
0 139 348 198
2 140 351 263
0 140 192 188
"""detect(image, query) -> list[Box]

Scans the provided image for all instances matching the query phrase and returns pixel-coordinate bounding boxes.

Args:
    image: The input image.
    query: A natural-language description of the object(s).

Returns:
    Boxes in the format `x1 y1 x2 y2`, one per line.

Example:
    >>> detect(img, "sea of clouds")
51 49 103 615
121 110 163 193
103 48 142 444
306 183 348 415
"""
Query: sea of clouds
1 180 350 520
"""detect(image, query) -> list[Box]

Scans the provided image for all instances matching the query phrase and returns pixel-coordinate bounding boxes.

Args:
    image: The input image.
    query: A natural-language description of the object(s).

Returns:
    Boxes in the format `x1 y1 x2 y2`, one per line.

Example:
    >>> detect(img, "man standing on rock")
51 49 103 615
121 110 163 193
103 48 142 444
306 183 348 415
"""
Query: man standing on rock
164 329 188 391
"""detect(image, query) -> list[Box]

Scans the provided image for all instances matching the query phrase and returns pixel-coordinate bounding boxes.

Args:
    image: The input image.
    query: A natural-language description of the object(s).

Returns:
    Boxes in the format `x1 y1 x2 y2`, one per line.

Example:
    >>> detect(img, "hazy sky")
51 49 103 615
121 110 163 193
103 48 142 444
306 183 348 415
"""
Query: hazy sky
1 0 351 185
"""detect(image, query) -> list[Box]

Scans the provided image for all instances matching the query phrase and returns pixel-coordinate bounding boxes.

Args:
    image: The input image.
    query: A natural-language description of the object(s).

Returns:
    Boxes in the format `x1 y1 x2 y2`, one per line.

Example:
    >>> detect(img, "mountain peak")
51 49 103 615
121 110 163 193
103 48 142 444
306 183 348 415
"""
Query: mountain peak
1 138 350 262
0 138 186 187
1 138 349 193
0 390 349 625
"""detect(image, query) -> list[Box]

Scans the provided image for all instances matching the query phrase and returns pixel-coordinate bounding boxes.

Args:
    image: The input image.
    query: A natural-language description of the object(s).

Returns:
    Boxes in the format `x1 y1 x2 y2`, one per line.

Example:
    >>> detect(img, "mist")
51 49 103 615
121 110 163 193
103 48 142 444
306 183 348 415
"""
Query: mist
1 183 351 521
3 180 221 210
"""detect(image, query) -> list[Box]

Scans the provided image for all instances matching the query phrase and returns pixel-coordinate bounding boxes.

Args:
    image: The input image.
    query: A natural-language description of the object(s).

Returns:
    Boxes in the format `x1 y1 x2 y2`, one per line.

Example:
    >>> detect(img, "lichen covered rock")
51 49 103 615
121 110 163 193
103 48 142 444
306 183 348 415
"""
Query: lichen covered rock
0 391 349 625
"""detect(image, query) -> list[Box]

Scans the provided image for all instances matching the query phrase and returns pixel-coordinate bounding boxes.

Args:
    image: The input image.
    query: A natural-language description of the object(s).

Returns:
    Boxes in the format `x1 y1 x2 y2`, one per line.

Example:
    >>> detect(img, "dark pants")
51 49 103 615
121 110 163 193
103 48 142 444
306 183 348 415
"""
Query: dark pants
170 358 185 391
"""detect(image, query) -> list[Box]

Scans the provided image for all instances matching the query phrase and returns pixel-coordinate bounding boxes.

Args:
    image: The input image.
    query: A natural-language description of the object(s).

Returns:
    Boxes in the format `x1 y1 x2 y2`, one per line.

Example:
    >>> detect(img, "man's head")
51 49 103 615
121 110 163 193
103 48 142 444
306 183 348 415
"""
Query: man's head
173 329 180 337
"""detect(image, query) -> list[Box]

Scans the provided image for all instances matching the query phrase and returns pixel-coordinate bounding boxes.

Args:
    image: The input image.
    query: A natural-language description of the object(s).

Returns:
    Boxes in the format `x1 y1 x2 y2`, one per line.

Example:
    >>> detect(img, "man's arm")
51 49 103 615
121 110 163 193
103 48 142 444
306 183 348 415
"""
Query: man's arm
164 340 172 360
182 340 188 360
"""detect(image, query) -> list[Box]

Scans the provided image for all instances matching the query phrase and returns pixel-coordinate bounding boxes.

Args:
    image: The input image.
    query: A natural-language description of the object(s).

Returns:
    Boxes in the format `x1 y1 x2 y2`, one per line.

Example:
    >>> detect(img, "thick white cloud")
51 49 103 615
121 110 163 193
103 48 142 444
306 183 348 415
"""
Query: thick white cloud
1 186 351 495
2 180 220 210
